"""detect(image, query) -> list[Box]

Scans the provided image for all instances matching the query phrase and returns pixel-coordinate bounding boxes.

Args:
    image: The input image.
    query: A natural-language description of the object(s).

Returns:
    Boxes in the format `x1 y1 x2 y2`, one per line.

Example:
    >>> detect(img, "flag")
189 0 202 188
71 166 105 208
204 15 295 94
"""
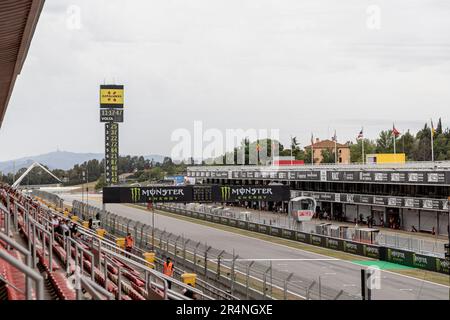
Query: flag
357 128 364 140
431 120 436 137
331 130 337 142
392 124 400 137
291 136 296 149
256 143 261 152
311 133 314 145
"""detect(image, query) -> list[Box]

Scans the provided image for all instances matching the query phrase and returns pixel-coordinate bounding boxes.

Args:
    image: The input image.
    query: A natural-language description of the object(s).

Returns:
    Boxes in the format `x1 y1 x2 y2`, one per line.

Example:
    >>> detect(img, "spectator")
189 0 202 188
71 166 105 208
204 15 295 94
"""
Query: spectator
125 232 134 250
69 222 78 237
163 257 174 289
61 220 70 237
51 215 59 230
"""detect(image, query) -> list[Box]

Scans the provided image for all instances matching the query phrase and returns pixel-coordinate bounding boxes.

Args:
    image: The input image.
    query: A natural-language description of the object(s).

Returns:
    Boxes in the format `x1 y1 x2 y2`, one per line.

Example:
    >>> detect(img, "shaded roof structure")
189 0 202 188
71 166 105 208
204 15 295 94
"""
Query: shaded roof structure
0 0 45 128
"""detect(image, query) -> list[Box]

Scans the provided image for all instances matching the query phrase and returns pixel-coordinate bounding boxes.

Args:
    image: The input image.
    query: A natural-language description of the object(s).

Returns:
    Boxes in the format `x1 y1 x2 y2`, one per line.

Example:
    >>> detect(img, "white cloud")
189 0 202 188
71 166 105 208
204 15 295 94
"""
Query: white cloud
1 0 449 160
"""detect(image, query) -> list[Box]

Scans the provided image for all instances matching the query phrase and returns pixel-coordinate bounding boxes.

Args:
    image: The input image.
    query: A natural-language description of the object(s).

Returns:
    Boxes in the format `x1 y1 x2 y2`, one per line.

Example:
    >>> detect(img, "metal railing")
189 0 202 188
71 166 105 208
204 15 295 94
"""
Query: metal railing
169 202 447 257
70 200 358 300
40 199 215 300
0 207 45 300
3 187 211 300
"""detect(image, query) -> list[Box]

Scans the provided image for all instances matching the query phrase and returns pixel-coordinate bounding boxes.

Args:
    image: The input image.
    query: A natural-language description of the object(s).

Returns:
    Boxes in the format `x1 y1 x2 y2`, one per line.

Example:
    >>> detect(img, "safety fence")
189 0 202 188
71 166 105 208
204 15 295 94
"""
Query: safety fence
155 203 449 276
67 200 358 300
29 190 450 276
18 190 216 300
184 203 447 257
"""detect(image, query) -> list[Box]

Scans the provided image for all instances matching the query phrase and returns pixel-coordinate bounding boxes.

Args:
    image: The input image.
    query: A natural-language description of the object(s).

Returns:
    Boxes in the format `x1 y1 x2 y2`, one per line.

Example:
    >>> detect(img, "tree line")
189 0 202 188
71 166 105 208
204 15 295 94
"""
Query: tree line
207 119 450 164
1 119 448 186
0 156 186 187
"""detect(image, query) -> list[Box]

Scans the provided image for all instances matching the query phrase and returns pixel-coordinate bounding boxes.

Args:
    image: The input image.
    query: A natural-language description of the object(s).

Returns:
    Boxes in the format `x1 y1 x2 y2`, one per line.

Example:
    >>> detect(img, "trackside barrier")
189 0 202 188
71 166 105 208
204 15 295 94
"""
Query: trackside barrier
47 202 217 300
154 204 450 276
71 200 355 300
20 189 211 300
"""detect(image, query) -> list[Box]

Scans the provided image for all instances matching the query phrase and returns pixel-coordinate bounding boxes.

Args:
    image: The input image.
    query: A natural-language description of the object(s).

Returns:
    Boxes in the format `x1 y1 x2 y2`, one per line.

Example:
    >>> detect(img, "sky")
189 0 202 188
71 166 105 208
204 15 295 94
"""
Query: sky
1 0 450 161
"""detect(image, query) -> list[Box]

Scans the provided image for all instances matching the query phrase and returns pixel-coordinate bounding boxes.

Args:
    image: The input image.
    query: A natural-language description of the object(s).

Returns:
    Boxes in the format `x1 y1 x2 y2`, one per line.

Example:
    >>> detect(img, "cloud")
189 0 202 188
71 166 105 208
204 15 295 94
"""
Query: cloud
0 0 449 160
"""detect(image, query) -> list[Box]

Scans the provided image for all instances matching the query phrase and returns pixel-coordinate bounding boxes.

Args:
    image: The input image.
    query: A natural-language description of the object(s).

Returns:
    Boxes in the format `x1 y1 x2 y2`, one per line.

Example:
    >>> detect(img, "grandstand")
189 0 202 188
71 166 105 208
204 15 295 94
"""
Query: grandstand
0 183 224 300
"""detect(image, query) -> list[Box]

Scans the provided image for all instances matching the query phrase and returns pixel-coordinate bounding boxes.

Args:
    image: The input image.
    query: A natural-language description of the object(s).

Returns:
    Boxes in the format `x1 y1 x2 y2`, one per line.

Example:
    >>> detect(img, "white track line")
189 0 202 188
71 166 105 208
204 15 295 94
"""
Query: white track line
208 258 339 262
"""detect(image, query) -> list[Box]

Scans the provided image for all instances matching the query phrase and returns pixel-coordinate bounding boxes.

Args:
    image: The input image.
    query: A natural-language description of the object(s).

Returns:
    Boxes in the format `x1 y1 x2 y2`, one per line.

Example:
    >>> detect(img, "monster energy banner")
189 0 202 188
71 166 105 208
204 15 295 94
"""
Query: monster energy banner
211 185 290 203
103 185 291 203
103 186 193 203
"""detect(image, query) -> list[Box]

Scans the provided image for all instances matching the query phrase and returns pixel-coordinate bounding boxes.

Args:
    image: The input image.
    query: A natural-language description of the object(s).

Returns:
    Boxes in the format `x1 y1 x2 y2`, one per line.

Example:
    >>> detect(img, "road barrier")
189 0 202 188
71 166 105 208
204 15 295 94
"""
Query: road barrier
155 204 449 276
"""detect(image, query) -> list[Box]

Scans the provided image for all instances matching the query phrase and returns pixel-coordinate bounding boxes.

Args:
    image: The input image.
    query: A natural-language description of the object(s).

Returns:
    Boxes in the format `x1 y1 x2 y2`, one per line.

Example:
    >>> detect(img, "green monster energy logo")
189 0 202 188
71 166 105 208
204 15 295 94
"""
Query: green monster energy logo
131 187 141 202
220 186 231 201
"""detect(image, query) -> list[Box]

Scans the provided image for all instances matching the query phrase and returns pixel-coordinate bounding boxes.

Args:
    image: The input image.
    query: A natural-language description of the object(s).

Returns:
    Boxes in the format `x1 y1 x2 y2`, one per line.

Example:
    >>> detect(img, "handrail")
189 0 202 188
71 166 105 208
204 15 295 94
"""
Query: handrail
79 275 115 300
0 232 34 299
34 199 213 300
68 211 218 300
0 249 44 300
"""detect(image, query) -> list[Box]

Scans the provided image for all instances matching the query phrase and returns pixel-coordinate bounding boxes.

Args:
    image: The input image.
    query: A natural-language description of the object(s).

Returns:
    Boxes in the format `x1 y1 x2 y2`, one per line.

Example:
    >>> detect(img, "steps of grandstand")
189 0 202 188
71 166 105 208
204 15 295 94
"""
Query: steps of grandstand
1 183 226 300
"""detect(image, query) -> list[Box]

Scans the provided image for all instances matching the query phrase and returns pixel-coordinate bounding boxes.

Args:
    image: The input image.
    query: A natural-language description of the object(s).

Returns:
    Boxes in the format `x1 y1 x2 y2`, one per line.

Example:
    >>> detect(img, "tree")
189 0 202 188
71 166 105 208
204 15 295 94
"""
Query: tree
321 149 335 163
303 148 313 164
376 130 394 153
95 175 106 190
349 139 376 163
400 130 416 160
436 118 443 135
413 124 432 161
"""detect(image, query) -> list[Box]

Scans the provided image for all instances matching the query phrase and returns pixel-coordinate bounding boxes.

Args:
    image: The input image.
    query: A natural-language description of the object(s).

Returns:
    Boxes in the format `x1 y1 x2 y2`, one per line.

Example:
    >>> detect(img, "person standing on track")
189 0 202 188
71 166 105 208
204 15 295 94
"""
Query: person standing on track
163 257 174 289
125 233 134 257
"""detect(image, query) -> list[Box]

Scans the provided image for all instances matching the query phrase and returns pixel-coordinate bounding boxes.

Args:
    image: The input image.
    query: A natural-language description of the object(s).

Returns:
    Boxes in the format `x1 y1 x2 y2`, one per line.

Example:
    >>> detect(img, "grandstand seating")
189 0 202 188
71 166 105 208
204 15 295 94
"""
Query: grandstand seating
0 183 198 300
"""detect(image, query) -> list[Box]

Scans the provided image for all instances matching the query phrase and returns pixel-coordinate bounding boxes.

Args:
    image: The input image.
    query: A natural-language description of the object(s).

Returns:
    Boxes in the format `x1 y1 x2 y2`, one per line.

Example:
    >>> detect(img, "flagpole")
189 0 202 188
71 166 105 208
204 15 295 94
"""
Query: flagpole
362 131 365 164
393 132 396 154
334 130 337 164
290 135 293 166
311 133 314 165
431 120 434 162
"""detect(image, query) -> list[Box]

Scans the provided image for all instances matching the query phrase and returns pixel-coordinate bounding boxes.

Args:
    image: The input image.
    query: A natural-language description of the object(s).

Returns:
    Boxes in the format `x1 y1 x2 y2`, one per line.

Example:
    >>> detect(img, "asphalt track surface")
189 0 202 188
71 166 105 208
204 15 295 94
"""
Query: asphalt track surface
60 193 449 300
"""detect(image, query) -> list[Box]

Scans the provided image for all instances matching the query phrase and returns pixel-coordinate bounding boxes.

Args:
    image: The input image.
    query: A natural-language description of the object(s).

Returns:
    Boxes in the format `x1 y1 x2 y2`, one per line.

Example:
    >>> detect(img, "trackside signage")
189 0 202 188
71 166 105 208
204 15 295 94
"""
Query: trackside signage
103 186 192 203
103 185 291 203
212 185 290 202
100 84 124 108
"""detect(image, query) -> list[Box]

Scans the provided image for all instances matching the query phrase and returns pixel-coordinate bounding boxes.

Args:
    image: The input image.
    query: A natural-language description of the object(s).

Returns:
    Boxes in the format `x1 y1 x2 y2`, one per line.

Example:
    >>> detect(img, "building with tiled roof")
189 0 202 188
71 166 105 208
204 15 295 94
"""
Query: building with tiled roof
305 138 350 164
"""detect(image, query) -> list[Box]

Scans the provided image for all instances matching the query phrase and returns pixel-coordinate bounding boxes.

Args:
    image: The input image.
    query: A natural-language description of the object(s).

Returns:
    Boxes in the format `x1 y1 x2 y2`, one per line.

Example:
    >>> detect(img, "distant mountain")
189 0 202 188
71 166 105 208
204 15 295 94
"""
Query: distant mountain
0 151 167 174
0 151 104 174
